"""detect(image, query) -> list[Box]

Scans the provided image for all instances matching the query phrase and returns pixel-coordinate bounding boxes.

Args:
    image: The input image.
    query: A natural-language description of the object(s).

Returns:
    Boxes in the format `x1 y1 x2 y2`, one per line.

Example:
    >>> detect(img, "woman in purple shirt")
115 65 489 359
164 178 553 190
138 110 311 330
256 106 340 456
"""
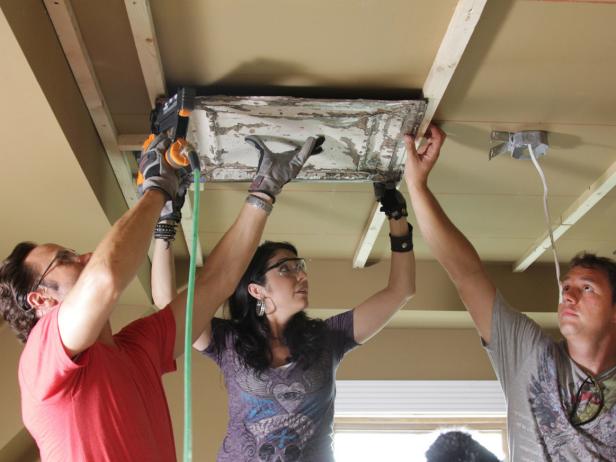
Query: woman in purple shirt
194 177 417 462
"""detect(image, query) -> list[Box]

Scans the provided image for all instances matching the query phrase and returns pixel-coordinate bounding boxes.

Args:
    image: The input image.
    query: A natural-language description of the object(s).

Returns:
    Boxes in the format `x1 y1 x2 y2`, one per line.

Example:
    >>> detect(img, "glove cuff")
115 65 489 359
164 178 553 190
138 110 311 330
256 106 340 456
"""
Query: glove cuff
248 176 278 203
382 207 408 220
141 180 176 201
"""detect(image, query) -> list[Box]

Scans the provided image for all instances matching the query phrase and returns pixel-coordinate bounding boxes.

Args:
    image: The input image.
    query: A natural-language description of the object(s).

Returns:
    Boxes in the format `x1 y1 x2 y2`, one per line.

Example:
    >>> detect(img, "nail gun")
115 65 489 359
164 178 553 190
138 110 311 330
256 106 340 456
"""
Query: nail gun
149 87 196 168
137 87 198 189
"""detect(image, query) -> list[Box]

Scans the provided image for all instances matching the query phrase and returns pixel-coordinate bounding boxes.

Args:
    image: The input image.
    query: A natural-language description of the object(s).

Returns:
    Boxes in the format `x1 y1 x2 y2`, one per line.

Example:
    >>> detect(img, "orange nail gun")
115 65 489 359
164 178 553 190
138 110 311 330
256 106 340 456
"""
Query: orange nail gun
137 87 197 187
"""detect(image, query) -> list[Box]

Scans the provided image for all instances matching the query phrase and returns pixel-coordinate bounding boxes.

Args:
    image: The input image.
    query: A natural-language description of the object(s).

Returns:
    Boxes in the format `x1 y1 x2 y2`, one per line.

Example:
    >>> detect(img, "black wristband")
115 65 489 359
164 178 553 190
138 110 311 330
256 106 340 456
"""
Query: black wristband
390 223 414 252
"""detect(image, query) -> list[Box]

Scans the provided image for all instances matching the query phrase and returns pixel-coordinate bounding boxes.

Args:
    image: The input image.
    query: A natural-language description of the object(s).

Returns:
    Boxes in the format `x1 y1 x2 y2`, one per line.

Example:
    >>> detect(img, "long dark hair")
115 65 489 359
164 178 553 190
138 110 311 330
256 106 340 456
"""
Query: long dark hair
211 241 327 373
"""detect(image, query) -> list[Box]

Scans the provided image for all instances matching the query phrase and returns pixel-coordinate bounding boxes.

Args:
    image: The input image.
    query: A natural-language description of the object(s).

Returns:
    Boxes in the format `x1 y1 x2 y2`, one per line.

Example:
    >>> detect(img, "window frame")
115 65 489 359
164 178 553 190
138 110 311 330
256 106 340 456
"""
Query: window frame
334 380 509 460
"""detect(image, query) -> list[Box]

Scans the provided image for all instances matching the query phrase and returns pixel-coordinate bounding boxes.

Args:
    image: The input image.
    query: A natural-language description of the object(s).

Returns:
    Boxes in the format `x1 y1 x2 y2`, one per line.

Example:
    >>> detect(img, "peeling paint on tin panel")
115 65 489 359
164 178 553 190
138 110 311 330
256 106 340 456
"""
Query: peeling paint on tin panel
187 96 426 182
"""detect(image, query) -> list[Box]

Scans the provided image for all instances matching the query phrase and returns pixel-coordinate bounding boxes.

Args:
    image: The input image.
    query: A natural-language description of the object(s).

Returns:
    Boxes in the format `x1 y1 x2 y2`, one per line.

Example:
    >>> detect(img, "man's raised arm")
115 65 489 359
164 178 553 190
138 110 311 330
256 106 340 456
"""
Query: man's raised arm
405 126 496 342
58 135 177 355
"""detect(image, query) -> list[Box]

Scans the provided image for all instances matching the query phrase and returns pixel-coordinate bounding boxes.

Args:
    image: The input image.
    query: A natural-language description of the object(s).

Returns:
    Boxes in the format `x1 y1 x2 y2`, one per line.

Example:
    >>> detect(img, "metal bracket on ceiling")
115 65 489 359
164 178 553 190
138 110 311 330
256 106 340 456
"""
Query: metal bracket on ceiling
489 130 549 160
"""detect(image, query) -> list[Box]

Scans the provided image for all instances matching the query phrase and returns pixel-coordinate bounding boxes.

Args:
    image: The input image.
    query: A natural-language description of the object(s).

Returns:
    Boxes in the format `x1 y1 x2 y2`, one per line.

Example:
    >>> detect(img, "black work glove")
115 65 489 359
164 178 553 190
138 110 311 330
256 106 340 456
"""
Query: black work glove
159 166 192 223
374 181 408 220
246 135 325 202
138 133 179 200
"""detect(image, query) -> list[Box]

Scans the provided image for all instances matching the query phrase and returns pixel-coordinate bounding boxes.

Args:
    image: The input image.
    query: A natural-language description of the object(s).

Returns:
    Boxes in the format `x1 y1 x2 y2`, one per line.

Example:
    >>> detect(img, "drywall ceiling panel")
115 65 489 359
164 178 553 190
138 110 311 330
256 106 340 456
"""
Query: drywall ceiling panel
150 0 457 89
544 239 615 263
373 231 537 261
188 96 426 181
433 122 616 196
194 182 375 259
421 121 616 263
438 1 616 124
563 188 616 242
368 194 576 261
71 0 151 134
545 187 616 262
422 195 577 241
195 184 577 262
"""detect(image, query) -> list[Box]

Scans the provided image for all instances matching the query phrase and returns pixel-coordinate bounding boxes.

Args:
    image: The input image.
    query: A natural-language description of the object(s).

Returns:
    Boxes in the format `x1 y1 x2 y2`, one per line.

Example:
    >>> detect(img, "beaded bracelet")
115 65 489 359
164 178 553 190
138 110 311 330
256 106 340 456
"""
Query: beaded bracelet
154 222 177 243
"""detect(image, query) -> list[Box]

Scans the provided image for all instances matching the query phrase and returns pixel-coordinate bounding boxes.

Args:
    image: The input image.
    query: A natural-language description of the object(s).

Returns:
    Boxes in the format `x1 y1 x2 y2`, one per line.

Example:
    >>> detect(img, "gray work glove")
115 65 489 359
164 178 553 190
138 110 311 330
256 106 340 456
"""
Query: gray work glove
138 133 179 200
159 166 192 223
374 181 408 220
246 135 325 202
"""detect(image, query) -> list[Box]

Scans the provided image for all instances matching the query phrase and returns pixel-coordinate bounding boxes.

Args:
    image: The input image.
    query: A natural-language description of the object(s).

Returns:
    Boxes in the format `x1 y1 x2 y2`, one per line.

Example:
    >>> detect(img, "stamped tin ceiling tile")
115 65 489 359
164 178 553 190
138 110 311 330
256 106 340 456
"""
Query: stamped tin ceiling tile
187 96 426 182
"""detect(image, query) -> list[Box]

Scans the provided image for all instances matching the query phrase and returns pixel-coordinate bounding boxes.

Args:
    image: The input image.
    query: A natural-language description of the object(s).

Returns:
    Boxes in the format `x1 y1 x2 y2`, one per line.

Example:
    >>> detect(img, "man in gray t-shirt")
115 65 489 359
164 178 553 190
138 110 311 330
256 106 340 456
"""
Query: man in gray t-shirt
487 292 616 460
403 125 616 461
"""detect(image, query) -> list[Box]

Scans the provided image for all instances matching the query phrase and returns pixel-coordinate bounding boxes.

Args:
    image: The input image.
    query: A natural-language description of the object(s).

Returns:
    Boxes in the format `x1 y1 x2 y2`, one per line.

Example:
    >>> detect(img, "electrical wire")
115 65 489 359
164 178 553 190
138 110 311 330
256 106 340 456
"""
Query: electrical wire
527 144 562 302
183 167 201 462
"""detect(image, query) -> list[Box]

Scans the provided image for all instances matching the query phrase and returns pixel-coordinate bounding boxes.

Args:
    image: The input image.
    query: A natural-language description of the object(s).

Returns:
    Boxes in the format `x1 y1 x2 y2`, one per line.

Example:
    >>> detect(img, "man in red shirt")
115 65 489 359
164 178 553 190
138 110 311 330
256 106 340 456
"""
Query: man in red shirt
0 133 323 461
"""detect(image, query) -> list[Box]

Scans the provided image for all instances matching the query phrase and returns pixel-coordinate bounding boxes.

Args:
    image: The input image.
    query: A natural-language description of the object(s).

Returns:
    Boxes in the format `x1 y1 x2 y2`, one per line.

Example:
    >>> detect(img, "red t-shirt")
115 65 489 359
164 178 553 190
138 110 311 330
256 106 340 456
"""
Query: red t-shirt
18 307 178 461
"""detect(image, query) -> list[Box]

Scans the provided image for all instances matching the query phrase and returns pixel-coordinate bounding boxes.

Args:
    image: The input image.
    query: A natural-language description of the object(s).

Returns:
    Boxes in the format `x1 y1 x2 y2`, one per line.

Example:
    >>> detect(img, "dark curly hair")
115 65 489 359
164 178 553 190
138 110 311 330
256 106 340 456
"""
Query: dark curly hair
210 241 327 373
426 431 500 462
569 252 616 304
0 242 39 343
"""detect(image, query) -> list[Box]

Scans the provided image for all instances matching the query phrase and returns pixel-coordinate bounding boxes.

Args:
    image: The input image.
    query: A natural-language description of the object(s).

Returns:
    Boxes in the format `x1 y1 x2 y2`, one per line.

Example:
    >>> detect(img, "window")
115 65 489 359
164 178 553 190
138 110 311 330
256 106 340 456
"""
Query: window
334 418 507 461
334 381 508 461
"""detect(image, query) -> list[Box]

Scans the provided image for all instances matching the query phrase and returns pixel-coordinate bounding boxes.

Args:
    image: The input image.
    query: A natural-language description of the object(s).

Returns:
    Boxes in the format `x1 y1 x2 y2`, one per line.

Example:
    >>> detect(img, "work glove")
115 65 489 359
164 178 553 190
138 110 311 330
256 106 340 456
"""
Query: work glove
138 133 179 200
374 181 408 220
245 135 325 202
159 166 192 223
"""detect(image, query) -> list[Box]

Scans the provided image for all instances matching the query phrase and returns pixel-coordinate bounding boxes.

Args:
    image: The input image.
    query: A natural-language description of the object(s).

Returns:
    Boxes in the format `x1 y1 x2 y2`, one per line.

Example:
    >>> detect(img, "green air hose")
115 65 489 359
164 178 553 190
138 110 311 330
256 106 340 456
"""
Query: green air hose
183 163 201 462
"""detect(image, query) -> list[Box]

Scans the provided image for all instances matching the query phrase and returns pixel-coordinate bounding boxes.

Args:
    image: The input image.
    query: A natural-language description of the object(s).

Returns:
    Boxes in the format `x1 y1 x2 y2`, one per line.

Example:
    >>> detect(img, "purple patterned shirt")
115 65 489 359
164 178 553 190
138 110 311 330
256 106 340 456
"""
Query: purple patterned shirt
202 310 357 462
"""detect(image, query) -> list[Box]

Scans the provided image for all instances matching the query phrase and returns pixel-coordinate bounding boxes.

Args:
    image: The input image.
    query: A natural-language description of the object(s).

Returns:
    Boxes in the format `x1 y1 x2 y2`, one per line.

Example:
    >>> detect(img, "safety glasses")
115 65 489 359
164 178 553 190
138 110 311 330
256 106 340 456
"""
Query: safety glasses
262 257 307 278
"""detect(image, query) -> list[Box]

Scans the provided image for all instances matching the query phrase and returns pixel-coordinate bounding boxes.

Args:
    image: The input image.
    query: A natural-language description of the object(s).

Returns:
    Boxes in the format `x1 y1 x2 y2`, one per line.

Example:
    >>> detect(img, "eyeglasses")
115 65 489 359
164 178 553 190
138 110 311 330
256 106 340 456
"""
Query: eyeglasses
569 374 604 426
21 249 79 312
262 257 307 278
30 249 79 294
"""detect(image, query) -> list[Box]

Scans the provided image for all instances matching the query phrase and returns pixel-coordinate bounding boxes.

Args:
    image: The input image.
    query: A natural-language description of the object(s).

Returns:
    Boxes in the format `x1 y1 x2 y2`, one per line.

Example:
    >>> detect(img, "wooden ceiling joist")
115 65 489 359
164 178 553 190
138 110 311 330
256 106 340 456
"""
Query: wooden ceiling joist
123 0 203 267
123 0 166 108
118 134 147 151
352 0 489 268
43 0 139 209
514 159 616 272
45 0 203 270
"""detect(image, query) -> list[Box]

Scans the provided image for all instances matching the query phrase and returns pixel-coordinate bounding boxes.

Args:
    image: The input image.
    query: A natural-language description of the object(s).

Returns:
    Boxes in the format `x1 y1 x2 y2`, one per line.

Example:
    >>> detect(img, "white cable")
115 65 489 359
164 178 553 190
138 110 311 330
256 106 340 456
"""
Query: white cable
527 144 562 302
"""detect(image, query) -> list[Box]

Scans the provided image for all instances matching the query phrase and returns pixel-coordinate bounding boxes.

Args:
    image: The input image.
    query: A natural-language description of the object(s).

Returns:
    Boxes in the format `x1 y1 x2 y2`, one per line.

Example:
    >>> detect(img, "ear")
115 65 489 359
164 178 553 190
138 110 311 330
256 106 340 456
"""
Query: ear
247 282 263 300
26 290 60 318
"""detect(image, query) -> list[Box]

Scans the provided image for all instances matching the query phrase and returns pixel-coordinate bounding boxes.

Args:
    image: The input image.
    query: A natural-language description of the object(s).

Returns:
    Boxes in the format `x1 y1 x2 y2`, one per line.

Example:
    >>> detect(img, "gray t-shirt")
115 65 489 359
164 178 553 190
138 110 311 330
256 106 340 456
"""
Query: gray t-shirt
202 310 358 462
484 292 616 461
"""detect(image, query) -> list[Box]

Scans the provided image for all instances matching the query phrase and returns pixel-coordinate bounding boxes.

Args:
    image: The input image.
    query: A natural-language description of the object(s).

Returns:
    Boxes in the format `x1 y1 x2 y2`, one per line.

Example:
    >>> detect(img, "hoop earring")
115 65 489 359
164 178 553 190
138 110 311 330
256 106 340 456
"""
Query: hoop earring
256 299 265 317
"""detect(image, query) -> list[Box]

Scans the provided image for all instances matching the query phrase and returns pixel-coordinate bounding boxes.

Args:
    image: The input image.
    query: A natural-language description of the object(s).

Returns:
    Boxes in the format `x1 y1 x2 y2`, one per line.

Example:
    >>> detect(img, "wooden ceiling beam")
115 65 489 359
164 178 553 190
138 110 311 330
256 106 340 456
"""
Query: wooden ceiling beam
353 0 489 268
118 134 148 151
514 160 616 271
123 0 165 108
43 0 139 209
123 0 203 266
